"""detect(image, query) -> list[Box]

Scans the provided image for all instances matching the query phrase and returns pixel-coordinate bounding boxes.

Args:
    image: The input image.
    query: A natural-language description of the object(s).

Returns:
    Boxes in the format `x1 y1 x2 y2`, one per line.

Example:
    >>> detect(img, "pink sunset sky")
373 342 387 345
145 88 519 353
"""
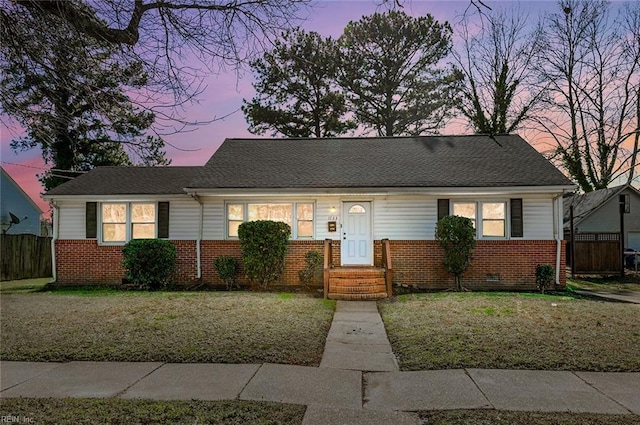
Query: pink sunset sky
0 0 585 216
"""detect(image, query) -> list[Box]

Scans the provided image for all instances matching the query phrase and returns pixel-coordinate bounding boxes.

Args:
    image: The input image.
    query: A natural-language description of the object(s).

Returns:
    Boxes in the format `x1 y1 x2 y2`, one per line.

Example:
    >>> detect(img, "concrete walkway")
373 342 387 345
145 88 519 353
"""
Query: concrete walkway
2 301 639 425
573 289 640 304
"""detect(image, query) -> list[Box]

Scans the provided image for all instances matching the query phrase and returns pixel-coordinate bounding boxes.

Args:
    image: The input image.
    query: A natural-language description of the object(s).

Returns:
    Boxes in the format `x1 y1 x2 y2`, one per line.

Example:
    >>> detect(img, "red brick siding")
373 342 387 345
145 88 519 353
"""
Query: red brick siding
55 240 197 286
374 239 566 290
200 240 325 286
56 238 565 290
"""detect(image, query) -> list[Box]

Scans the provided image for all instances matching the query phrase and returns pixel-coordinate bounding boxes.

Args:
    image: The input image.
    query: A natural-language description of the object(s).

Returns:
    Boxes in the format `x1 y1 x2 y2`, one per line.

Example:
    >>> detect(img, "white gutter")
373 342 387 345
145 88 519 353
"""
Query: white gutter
50 201 59 283
189 193 204 280
184 185 577 197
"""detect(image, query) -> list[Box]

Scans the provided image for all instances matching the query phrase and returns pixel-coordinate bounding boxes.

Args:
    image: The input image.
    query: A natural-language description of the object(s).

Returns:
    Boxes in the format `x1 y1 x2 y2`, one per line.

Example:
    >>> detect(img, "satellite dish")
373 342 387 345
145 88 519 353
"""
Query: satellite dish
9 212 21 225
9 212 20 224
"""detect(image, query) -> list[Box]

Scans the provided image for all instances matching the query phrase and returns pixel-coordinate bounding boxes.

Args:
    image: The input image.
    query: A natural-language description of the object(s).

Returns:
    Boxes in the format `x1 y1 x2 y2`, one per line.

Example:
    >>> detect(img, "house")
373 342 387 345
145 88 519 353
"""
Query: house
564 184 640 273
1 166 43 235
563 184 640 251
43 135 574 297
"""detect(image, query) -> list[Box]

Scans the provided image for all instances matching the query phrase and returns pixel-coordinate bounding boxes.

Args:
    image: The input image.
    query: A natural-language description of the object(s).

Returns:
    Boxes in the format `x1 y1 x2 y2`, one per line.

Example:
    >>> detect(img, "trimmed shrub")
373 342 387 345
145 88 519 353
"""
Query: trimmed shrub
535 264 555 294
214 255 239 290
122 239 177 290
298 250 323 288
238 220 291 289
435 215 476 291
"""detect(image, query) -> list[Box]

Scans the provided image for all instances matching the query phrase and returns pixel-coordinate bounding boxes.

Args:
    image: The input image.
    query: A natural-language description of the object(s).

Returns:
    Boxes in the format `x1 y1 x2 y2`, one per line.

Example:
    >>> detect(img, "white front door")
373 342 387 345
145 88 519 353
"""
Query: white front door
341 202 372 265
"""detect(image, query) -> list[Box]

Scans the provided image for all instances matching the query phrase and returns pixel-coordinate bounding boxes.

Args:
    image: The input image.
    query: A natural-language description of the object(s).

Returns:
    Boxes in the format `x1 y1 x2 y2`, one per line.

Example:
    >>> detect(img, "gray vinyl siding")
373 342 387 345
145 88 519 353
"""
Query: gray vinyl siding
168 199 200 240
203 199 225 240
373 196 434 240
57 201 86 239
55 193 558 241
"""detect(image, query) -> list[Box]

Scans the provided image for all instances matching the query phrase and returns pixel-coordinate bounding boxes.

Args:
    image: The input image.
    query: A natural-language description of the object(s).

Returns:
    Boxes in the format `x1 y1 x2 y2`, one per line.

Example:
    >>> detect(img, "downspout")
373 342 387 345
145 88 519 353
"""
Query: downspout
50 201 59 283
552 192 567 286
189 193 204 280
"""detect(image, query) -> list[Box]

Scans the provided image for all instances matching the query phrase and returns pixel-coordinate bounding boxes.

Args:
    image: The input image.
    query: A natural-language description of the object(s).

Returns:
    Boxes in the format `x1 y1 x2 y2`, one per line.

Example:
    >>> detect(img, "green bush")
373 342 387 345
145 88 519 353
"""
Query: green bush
435 215 476 291
535 264 555 294
214 255 239 290
122 239 177 290
238 220 291 289
298 250 323 288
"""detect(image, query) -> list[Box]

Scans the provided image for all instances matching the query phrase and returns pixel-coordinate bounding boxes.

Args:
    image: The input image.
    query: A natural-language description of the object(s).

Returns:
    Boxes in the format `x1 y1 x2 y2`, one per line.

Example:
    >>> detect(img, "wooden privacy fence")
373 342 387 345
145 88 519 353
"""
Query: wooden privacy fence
566 232 620 275
0 234 52 281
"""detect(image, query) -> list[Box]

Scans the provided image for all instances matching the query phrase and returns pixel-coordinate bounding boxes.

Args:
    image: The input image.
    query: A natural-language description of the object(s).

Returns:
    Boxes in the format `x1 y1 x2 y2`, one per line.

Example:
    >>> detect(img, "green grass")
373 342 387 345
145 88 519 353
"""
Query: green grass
420 410 640 425
1 292 335 365
0 278 51 294
380 292 640 372
0 398 305 425
567 275 640 292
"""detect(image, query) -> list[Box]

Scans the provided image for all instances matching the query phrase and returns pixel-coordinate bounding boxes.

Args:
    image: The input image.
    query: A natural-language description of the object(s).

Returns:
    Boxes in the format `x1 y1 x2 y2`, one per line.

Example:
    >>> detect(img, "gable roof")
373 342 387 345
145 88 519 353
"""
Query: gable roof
1 166 43 214
563 183 640 227
44 166 202 196
44 135 574 197
190 135 572 190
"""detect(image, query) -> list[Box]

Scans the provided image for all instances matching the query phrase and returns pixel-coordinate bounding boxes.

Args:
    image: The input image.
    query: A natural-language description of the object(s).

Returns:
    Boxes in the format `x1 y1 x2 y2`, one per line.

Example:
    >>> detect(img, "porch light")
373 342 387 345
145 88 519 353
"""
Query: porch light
329 206 337 214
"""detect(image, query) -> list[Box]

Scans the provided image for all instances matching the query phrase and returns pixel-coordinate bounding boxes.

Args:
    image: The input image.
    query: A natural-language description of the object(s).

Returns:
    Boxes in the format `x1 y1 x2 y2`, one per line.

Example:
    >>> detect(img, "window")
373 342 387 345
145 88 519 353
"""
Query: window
227 202 314 239
348 204 366 214
482 202 506 237
227 204 244 238
451 201 507 239
101 203 156 243
453 202 476 228
102 204 127 242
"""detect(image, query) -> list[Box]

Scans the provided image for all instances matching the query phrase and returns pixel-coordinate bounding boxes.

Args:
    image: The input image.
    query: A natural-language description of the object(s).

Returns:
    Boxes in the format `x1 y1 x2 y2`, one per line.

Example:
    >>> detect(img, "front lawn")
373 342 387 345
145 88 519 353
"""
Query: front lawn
420 410 639 425
0 291 335 365
0 398 305 425
380 292 640 371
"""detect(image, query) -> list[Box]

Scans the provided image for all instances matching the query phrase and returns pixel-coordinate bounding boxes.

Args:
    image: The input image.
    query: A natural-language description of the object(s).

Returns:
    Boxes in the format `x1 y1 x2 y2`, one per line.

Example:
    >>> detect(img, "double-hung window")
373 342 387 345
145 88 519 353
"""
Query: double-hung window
452 201 506 239
226 202 314 239
101 203 157 243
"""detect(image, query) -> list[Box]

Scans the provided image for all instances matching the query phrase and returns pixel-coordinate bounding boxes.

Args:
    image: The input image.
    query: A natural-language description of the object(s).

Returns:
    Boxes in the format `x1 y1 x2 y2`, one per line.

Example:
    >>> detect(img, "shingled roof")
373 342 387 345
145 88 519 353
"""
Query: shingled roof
189 135 572 189
45 135 573 197
45 166 202 196
563 184 640 228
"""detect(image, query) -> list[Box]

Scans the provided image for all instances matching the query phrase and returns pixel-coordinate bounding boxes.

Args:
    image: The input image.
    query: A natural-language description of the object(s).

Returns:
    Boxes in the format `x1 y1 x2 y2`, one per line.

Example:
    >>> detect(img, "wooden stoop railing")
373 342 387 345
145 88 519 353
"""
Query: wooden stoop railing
381 238 393 297
323 238 333 299
323 238 393 300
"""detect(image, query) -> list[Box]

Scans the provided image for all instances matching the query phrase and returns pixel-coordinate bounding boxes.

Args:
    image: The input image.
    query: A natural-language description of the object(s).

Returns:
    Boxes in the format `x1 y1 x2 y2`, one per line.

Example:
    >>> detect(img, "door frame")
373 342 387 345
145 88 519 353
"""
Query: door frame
340 200 373 266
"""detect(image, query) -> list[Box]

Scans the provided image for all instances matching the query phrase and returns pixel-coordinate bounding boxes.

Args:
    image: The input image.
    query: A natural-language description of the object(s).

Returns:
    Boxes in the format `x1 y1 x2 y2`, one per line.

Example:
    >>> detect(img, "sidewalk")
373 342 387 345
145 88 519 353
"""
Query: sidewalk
572 289 640 304
2 301 639 425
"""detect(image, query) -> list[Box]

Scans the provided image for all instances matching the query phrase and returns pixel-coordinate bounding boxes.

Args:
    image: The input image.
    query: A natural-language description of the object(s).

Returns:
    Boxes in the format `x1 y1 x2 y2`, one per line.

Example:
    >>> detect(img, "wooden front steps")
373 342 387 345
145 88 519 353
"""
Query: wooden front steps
327 267 388 300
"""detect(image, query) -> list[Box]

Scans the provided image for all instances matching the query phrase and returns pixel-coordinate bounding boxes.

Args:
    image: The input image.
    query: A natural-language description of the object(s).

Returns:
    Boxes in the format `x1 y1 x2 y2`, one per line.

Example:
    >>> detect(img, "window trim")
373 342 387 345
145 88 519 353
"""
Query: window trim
450 200 509 240
99 202 158 244
225 201 315 240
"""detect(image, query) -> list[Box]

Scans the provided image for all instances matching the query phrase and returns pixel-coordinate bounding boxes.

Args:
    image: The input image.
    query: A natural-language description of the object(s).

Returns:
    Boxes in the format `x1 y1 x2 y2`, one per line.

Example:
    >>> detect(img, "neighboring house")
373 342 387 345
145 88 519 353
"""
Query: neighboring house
1 166 43 235
43 135 574 296
564 184 640 251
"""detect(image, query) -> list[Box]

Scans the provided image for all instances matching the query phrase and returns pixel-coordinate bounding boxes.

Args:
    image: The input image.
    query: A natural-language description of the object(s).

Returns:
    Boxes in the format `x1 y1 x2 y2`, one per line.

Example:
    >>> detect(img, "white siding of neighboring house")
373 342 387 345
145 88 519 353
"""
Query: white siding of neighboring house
576 188 640 247
57 200 86 239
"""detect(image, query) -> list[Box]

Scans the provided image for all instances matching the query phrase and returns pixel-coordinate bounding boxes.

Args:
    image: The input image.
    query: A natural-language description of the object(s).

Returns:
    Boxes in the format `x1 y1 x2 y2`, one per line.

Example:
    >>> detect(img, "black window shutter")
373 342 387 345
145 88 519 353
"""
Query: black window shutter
158 202 170 238
437 199 450 220
86 202 97 239
510 198 523 237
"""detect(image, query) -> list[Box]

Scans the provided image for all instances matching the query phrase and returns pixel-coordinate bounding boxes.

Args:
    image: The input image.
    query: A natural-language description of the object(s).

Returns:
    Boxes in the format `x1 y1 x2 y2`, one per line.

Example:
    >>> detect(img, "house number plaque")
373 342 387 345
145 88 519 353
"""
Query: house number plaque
328 221 337 232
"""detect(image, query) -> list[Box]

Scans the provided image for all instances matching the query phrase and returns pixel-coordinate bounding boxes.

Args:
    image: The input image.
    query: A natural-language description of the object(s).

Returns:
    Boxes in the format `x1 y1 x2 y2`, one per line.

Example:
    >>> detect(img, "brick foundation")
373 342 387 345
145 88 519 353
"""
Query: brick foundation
55 239 565 290
374 239 566 290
